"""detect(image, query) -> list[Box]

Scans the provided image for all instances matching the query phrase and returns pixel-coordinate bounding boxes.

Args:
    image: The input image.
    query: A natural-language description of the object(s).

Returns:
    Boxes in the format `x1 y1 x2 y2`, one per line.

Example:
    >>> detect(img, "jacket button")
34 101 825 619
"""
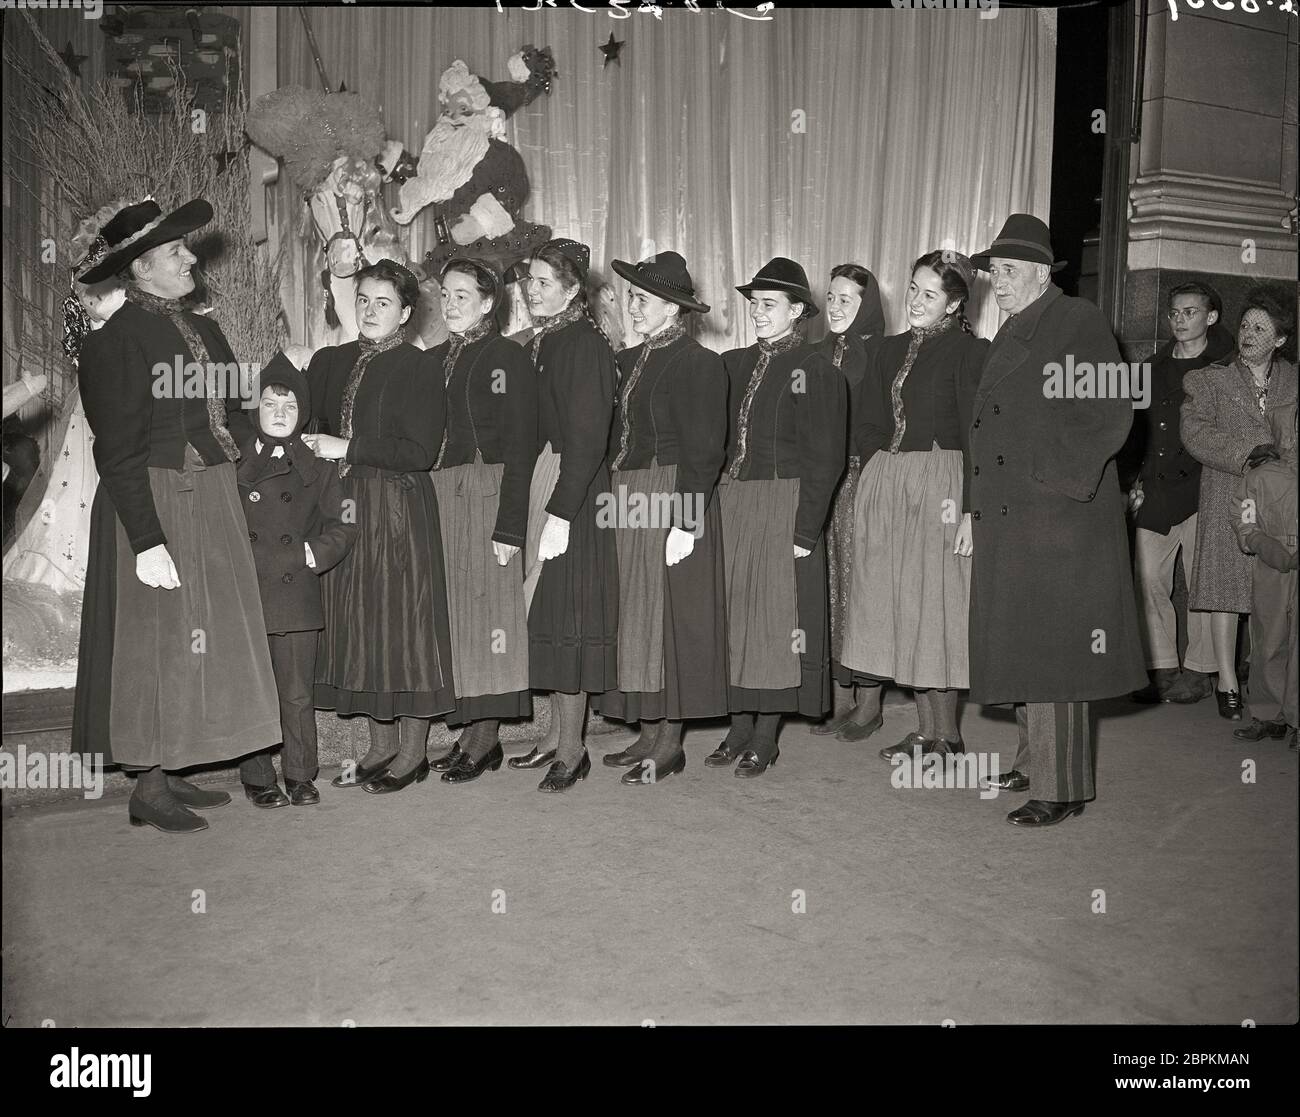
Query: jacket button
972 510 981 520
282 573 294 584
280 534 293 545
996 455 1004 465
973 419 981 429
1087 491 1095 499
248 531 258 542
992 404 1001 415
280 492 292 502
973 465 980 476
248 491 261 502
1001 505 1008 515
1158 420 1168 430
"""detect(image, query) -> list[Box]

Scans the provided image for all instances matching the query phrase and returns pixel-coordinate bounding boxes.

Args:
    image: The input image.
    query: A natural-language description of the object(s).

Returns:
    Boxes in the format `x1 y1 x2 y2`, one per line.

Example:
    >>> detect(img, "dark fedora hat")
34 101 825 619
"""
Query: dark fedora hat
970 213 1066 273
611 250 710 314
736 257 819 319
78 197 214 285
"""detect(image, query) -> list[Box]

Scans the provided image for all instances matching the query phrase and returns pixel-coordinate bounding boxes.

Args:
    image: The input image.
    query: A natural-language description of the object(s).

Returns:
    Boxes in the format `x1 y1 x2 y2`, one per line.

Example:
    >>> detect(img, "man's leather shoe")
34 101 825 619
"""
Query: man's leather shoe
1006 799 1086 827
621 750 686 785
129 796 209 833
442 742 504 784
1232 718 1288 741
330 759 393 788
165 774 231 809
1216 688 1244 720
507 746 556 770
243 782 290 809
539 750 591 792
982 769 1029 792
363 758 431 794
836 712 885 742
430 742 463 773
285 778 320 806
879 732 934 761
704 739 746 768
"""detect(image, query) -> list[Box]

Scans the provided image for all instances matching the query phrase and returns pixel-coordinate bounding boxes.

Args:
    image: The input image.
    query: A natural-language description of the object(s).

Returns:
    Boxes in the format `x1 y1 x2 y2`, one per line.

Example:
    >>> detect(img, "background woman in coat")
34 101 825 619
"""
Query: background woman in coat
841 251 986 759
303 260 455 793
592 251 730 788
810 262 887 742
505 238 619 787
1181 285 1299 720
427 259 538 783
704 257 846 777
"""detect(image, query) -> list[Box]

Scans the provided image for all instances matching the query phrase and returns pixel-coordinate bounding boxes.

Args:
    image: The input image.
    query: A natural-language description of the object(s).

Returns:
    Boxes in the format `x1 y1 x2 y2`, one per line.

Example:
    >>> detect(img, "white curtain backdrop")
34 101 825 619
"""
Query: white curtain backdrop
273 5 1056 350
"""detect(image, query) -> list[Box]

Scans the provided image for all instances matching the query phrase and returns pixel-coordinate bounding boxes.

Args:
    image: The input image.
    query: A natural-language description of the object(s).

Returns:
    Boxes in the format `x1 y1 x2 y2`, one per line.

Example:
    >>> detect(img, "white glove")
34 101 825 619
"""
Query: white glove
136 543 180 589
665 526 695 567
538 514 570 561
793 544 812 559
493 540 520 567
304 541 317 569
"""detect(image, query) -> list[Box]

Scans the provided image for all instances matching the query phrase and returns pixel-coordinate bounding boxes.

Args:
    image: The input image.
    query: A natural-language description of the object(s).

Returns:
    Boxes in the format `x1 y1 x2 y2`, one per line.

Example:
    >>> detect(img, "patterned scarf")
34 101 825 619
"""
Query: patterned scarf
611 320 686 470
831 332 847 369
337 328 406 478
1240 355 1275 415
527 300 584 365
126 286 240 462
434 315 496 469
728 327 804 479
887 314 955 453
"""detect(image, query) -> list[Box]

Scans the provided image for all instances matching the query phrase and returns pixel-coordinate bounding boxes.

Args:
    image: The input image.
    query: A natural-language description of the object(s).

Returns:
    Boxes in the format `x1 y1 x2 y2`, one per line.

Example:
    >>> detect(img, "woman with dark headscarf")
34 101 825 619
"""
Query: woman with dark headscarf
810 262 887 742
303 259 456 793
703 258 846 776
841 250 987 759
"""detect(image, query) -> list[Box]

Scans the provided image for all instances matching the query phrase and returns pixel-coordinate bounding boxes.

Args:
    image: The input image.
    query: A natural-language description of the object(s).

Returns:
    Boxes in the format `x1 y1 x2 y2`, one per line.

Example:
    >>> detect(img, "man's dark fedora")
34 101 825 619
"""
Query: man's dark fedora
971 213 1066 273
78 197 213 285
611 251 710 314
736 257 819 319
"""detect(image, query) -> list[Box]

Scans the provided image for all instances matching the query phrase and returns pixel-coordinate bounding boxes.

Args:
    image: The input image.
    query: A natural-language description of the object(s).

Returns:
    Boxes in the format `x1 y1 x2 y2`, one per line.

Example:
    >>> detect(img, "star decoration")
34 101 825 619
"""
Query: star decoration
599 32 624 69
58 41 88 77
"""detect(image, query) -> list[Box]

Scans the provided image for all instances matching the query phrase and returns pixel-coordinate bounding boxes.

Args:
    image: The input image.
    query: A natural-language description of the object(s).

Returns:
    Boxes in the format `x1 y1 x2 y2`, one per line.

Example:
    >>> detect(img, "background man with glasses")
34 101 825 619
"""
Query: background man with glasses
1123 281 1236 704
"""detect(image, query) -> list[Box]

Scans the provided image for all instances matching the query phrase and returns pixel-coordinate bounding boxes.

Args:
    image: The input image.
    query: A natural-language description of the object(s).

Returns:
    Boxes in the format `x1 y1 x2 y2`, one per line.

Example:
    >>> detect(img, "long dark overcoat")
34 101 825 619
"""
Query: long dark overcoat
967 284 1146 704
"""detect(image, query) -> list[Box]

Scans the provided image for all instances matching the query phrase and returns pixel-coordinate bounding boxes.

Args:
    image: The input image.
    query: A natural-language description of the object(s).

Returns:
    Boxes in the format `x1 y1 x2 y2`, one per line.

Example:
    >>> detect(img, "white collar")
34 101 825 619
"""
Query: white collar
255 438 285 459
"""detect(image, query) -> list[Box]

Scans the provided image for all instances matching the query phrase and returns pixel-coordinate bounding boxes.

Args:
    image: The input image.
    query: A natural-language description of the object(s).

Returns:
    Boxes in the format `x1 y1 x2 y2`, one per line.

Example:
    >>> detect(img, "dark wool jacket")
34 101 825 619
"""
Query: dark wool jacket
306 341 442 476
607 332 728 527
855 327 988 511
78 300 254 554
535 317 617 521
721 338 847 550
430 330 538 547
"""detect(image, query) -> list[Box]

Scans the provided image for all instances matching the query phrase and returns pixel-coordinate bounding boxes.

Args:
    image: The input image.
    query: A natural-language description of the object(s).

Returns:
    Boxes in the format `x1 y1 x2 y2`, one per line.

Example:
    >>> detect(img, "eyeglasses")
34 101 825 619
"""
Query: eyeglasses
1166 308 1206 321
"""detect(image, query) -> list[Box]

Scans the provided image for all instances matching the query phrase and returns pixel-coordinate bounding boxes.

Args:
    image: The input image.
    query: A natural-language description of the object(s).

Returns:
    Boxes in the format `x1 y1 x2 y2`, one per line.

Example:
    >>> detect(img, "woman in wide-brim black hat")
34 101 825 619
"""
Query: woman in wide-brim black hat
704 257 847 777
587 251 730 789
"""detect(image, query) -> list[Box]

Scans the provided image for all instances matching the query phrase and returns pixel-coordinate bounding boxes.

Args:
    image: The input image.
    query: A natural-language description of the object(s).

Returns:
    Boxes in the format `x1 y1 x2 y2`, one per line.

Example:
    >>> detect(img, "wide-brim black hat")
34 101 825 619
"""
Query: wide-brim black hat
78 198 213 285
611 251 710 314
736 257 819 319
970 213 1066 273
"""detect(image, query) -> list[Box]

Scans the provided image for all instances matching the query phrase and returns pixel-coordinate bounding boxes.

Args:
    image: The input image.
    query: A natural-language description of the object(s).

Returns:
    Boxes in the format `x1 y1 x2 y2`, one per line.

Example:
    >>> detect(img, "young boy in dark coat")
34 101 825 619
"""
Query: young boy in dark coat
234 352 359 806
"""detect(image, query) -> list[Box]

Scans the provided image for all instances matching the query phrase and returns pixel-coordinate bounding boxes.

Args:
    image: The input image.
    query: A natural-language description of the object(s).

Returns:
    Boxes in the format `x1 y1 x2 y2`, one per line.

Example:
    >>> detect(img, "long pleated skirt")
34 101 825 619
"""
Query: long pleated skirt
431 457 530 725
592 461 729 722
719 474 830 717
74 447 281 769
526 445 619 695
841 446 970 689
315 470 456 719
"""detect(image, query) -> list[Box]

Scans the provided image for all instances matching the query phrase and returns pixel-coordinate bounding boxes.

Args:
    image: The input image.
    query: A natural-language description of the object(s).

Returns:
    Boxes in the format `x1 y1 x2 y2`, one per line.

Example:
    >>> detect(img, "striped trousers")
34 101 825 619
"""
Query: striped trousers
1011 702 1094 802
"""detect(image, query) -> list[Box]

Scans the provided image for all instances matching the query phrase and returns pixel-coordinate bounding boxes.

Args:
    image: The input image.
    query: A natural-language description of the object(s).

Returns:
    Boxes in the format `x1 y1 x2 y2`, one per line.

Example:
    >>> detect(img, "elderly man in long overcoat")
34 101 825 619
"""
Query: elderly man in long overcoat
968 214 1146 826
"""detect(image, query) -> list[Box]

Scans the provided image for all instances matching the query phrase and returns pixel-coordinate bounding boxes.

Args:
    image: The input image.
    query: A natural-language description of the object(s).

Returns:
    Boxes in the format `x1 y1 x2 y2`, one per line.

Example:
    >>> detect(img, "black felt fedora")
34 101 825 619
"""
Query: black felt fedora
611 251 710 313
970 213 1066 273
78 197 213 285
736 257 819 319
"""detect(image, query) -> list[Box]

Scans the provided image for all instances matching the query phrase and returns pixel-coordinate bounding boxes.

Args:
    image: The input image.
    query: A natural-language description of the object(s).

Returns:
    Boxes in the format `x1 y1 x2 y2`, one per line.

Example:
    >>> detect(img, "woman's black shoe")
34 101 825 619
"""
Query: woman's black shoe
243 782 290 809
362 758 431 794
810 706 857 736
704 740 746 768
128 796 209 833
734 745 778 778
330 758 393 788
431 742 463 773
603 743 651 767
621 751 686 785
835 712 885 742
879 732 934 761
442 742 504 784
507 746 557 770
538 750 591 792
1216 688 1244 720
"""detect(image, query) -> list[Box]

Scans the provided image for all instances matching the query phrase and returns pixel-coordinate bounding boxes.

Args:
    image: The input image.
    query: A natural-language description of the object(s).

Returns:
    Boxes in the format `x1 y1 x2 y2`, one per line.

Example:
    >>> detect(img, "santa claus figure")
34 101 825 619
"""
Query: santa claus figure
393 47 555 277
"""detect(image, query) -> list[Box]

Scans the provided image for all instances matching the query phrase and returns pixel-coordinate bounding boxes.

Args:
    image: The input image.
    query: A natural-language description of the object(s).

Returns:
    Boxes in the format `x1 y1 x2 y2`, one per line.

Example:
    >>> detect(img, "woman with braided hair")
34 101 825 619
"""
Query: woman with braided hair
841 250 988 761
504 238 619 787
